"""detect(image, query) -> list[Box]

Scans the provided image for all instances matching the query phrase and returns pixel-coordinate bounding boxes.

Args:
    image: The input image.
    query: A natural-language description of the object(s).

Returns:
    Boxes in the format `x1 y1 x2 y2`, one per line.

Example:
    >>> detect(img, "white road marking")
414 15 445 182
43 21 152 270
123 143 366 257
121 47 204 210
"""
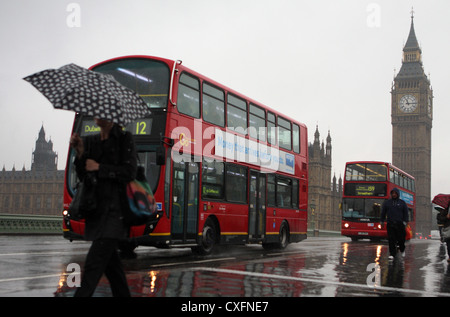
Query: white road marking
193 267 450 297
0 273 78 283
149 257 236 268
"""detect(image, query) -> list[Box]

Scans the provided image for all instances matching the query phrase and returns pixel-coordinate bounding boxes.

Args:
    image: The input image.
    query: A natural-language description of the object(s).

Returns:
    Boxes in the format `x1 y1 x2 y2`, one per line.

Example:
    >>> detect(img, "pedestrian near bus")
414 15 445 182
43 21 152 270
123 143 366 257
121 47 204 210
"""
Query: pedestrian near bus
436 207 450 262
380 188 409 260
436 206 448 243
70 118 137 297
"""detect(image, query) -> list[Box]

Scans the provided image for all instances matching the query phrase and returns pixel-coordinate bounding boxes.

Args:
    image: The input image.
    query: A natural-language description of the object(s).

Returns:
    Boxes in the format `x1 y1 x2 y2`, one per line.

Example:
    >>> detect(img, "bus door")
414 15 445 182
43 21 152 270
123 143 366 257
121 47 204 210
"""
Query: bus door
171 161 199 243
249 171 266 240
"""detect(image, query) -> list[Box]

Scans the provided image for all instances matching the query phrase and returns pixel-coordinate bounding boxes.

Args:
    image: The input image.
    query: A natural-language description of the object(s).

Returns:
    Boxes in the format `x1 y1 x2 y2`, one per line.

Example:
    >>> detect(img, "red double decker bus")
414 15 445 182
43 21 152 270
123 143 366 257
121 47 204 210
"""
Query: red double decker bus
341 161 415 241
62 55 308 254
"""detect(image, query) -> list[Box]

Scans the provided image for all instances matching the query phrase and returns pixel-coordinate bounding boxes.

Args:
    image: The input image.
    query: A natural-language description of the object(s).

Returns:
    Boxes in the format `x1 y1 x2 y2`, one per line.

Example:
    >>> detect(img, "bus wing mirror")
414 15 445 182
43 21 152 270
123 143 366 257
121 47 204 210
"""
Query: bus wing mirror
157 135 174 165
156 145 166 165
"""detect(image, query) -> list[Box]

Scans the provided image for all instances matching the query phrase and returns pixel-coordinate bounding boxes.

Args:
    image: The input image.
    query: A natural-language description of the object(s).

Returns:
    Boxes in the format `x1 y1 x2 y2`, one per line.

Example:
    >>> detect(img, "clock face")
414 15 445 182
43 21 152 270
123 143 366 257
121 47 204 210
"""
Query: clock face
399 95 417 113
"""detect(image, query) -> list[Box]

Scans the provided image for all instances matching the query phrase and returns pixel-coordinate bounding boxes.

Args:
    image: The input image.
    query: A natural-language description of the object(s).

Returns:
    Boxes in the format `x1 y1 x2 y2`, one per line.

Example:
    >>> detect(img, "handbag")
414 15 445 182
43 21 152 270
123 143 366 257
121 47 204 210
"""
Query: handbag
405 224 413 240
442 226 450 240
124 166 159 226
68 173 98 220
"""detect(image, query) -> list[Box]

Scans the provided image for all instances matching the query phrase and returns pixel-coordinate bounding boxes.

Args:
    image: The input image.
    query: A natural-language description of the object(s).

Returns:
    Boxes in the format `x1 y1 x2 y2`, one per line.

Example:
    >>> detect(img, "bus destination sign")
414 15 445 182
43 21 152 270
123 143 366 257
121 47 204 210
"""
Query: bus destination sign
344 183 387 197
80 118 152 136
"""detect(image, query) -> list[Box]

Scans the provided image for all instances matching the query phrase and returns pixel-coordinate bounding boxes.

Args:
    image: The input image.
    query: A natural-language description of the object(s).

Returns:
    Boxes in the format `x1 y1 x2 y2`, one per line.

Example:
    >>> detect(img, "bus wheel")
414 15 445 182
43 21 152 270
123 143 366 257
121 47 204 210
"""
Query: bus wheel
192 218 218 255
263 222 290 250
277 222 290 249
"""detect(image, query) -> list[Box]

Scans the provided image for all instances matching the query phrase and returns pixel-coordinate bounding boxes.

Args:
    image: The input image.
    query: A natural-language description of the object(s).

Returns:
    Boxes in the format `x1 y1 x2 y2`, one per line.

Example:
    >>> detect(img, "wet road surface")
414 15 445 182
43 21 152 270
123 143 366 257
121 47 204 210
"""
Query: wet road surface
1 235 450 297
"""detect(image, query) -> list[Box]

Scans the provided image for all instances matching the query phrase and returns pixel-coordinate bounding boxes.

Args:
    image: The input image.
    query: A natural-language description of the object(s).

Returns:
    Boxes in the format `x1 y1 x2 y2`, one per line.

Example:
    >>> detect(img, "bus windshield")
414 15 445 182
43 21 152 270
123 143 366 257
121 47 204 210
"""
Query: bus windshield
345 163 387 181
342 198 385 220
92 58 170 109
66 128 161 196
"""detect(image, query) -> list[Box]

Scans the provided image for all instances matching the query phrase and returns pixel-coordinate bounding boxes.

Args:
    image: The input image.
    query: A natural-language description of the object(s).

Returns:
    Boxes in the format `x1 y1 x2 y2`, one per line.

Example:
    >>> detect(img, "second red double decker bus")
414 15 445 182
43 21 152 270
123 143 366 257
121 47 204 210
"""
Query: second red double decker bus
62 55 309 254
341 161 415 241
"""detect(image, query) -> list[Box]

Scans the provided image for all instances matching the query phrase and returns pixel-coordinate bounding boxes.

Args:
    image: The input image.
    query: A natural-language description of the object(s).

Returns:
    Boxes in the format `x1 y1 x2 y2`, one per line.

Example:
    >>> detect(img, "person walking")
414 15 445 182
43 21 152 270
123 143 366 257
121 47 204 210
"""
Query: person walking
70 118 137 297
436 207 450 262
381 188 409 260
436 206 448 243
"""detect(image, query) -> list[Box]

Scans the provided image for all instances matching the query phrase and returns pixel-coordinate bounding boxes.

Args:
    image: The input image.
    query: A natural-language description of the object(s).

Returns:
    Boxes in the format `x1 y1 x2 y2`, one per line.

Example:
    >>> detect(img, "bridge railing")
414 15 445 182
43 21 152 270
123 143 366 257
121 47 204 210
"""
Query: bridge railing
0 214 62 234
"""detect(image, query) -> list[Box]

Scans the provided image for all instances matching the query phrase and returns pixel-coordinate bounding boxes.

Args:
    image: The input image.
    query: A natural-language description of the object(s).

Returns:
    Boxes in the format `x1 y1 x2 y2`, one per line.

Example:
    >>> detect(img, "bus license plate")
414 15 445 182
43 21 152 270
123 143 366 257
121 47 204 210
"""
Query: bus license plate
358 232 369 235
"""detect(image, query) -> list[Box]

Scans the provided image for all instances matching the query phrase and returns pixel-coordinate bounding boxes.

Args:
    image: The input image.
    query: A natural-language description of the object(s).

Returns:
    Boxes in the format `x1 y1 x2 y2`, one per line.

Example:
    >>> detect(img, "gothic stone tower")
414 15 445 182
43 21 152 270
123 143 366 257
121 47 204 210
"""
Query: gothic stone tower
31 125 58 171
391 13 433 234
308 126 332 230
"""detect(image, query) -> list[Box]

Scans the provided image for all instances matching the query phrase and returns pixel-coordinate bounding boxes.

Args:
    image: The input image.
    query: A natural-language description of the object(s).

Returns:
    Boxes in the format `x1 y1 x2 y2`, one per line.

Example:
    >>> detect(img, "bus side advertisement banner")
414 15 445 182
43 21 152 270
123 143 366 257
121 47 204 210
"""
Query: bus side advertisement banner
399 189 414 205
214 128 295 175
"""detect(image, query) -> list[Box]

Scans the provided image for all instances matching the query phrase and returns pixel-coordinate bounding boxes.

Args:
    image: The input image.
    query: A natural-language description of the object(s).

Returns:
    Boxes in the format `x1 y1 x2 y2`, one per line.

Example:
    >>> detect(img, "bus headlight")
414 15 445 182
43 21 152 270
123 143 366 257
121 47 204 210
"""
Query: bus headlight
344 223 349 228
62 210 69 217
377 224 382 229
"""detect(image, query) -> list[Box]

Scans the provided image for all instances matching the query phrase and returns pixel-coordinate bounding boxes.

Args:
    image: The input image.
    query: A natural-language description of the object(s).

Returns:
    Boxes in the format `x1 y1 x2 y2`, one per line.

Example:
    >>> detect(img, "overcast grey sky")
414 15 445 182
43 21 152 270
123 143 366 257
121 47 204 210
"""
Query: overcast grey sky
1 0 449 198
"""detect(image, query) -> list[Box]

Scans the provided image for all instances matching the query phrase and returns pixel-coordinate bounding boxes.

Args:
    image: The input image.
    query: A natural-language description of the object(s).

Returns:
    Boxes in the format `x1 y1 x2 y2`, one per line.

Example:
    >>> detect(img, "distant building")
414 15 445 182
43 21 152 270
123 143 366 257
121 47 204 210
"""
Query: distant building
0 126 64 216
391 13 433 234
308 126 342 232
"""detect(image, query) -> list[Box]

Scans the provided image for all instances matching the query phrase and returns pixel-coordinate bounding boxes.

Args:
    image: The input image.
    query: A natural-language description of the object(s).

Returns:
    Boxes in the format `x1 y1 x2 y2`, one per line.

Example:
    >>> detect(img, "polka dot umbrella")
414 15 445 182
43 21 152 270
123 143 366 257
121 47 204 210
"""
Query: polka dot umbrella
23 63 151 126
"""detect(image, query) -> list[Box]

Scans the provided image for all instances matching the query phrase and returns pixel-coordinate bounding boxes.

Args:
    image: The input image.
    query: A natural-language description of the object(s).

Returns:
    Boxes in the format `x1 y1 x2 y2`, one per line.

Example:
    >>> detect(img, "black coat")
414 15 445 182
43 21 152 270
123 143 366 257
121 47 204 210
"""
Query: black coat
437 208 450 228
380 188 409 225
75 125 137 241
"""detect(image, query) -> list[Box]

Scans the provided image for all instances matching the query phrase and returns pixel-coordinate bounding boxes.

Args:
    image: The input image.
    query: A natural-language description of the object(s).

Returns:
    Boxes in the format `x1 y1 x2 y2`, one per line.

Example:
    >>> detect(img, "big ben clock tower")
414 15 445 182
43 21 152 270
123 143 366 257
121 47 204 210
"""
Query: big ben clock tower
391 11 433 234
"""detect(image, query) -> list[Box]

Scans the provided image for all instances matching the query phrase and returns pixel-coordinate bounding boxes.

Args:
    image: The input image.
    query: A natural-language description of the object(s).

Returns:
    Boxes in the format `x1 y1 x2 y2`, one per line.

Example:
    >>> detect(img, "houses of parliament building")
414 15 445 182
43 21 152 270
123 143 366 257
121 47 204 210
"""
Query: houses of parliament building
0 126 64 216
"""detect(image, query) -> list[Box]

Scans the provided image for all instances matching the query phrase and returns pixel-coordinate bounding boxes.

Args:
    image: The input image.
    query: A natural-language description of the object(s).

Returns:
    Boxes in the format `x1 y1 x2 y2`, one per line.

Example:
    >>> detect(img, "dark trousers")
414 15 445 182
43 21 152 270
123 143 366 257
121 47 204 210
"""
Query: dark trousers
445 238 450 257
387 222 406 257
74 239 130 297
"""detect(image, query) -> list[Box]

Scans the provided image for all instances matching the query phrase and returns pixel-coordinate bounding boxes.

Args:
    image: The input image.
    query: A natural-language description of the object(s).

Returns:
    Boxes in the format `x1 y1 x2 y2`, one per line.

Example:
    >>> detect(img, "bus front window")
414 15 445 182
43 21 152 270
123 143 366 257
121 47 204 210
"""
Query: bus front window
67 146 161 196
92 58 170 109
345 163 387 182
342 198 385 220
137 150 160 194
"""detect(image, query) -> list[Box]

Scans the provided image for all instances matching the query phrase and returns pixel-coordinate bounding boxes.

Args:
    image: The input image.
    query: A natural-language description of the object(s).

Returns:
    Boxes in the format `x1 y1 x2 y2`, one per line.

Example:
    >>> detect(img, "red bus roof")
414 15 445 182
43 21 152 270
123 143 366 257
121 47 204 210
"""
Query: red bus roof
345 161 415 180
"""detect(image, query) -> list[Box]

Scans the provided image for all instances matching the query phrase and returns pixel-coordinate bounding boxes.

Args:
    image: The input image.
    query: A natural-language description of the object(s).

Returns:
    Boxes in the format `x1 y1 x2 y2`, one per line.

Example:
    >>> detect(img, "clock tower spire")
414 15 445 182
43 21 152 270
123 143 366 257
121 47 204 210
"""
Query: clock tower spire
391 12 433 234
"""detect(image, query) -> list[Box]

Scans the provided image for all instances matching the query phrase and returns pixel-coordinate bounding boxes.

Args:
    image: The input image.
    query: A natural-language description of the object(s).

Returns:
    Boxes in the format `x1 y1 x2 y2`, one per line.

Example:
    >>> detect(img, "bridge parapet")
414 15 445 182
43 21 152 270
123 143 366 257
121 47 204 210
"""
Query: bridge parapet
0 214 62 234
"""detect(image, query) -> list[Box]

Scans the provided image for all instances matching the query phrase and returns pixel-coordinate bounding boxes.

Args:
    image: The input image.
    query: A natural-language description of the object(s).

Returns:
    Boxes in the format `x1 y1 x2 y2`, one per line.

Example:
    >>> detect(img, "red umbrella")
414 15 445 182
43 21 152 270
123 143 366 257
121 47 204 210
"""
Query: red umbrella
432 194 450 209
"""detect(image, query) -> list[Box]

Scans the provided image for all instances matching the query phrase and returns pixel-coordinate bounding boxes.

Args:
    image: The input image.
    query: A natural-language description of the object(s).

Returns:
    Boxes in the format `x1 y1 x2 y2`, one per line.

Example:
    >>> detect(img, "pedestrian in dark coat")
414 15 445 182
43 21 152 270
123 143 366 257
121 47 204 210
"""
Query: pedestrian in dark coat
436 206 447 243
381 188 409 260
436 207 450 262
70 118 137 297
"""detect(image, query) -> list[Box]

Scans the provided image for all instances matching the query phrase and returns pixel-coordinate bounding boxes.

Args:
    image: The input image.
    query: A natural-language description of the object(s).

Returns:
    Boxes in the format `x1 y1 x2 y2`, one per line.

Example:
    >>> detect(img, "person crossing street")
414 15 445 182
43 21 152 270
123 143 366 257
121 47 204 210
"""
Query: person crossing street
381 188 409 260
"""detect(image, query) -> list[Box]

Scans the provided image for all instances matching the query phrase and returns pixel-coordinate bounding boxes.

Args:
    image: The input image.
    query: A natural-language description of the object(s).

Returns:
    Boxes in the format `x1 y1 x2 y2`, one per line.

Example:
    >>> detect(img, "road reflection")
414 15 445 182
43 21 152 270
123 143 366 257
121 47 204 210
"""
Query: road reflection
54 239 450 297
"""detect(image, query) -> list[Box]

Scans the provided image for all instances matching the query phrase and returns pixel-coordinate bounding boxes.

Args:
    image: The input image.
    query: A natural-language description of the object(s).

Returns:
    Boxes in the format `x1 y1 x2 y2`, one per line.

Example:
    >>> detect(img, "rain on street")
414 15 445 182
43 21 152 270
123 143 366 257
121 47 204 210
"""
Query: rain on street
1 235 450 298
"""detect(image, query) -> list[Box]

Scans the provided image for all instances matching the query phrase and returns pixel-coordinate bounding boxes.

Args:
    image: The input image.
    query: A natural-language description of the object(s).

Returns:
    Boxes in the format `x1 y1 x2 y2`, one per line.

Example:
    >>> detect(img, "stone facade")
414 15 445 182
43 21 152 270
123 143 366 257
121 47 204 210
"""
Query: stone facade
391 15 432 234
0 126 64 216
308 126 342 231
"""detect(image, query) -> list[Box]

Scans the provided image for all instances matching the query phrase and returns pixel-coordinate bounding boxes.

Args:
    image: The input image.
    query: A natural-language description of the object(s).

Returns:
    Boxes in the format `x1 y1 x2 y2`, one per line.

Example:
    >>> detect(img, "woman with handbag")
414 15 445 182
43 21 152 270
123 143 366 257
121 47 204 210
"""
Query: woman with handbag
70 117 137 297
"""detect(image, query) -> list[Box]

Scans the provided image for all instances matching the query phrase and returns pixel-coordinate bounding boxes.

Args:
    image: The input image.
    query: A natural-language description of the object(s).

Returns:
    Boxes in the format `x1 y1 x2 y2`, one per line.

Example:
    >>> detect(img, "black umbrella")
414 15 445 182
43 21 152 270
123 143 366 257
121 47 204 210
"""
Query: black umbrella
23 63 151 126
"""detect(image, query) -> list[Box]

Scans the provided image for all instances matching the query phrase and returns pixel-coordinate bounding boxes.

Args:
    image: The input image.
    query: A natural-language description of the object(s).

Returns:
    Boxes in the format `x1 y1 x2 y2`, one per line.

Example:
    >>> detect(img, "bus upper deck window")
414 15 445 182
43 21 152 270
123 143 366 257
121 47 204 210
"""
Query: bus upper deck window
177 73 200 118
